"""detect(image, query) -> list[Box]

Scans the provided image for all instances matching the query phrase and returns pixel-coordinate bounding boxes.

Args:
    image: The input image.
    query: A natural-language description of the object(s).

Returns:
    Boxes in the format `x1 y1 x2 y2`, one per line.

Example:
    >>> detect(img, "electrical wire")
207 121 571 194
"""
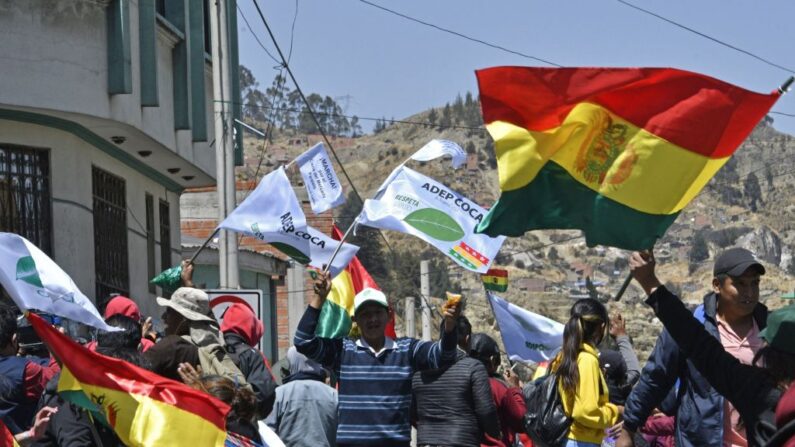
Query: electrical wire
356 0 562 67
236 3 281 66
615 0 795 75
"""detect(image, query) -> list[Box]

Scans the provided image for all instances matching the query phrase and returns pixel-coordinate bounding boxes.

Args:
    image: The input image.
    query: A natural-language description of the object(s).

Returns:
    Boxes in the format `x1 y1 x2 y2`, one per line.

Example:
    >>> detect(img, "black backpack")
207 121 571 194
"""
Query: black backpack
523 372 572 447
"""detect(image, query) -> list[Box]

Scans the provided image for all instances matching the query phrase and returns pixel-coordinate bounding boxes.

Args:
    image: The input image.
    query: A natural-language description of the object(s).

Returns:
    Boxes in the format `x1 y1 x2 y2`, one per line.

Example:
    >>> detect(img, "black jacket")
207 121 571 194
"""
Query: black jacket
623 291 768 447
224 333 277 417
644 286 781 447
411 349 500 446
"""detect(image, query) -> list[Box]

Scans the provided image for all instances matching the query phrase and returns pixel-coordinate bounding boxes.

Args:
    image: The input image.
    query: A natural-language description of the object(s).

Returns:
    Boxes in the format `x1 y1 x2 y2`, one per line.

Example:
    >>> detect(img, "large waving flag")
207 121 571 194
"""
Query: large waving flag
0 233 116 331
358 166 505 273
218 168 358 278
487 292 564 363
475 67 780 249
27 312 230 447
316 225 395 338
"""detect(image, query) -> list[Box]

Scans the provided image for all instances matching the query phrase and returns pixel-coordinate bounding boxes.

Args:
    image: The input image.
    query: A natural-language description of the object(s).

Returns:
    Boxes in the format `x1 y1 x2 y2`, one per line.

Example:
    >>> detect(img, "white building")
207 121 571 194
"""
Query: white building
0 0 241 319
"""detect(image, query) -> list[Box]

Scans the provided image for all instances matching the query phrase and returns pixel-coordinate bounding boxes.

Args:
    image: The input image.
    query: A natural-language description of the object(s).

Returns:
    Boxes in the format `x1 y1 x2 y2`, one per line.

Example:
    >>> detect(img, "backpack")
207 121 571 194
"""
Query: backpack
196 344 250 389
523 372 572 447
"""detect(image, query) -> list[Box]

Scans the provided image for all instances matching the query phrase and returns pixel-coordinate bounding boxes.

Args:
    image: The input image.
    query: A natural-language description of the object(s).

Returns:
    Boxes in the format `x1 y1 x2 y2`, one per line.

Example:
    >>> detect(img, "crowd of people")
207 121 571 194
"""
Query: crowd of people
0 247 794 446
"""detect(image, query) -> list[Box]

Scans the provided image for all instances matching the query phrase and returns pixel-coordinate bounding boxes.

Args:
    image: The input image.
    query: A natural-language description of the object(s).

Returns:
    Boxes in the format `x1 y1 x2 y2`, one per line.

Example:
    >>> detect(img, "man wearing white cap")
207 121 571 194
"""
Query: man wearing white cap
295 271 461 447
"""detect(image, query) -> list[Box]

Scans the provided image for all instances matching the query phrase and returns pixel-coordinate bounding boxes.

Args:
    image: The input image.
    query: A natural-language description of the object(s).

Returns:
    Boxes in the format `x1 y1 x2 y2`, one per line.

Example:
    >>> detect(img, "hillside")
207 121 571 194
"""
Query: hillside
238 98 795 370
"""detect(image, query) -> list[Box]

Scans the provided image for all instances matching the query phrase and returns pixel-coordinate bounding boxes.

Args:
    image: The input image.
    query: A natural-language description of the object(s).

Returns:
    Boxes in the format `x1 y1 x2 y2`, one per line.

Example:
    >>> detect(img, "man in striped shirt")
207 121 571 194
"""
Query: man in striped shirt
295 271 460 447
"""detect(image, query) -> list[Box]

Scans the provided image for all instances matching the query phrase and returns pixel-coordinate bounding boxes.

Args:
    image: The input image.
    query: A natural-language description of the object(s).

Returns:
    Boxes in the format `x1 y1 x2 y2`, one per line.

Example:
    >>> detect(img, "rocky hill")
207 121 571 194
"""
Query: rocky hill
238 98 795 372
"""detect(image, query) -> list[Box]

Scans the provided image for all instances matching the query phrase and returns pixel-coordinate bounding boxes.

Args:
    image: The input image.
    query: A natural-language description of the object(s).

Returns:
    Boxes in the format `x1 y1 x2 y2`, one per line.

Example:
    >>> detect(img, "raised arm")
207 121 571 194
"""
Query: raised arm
293 270 342 368
629 251 772 418
411 304 460 371
610 313 641 386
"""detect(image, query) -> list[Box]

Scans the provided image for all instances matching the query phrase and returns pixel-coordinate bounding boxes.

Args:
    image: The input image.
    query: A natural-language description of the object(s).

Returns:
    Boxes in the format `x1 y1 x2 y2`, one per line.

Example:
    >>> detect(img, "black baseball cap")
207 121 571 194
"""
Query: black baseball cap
598 349 627 383
713 248 765 277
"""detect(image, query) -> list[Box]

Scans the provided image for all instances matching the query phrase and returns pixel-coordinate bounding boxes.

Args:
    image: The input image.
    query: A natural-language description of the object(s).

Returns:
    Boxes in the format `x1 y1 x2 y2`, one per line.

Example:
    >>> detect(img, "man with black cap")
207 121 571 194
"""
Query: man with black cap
618 247 769 447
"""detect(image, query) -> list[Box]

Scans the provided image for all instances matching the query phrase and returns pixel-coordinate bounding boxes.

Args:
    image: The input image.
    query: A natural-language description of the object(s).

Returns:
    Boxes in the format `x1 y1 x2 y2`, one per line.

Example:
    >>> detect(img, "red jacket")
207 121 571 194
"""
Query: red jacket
481 377 528 447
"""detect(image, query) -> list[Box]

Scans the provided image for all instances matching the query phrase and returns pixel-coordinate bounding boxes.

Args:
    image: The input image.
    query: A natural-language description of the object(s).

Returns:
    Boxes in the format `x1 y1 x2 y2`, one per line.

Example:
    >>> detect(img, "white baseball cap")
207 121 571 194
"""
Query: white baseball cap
353 288 389 315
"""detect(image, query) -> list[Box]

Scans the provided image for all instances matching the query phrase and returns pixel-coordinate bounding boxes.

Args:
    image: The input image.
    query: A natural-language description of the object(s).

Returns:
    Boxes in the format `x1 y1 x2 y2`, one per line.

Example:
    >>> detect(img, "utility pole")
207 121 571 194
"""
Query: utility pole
210 0 238 288
404 296 415 338
420 260 431 341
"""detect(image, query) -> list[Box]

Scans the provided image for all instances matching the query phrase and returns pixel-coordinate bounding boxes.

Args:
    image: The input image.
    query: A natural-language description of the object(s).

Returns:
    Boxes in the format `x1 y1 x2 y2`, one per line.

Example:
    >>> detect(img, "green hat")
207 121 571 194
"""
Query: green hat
758 305 795 354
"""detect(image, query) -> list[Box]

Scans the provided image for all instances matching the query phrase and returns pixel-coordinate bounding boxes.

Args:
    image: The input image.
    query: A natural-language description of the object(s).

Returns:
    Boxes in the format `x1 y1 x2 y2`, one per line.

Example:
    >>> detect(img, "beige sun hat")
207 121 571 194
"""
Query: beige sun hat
156 287 215 322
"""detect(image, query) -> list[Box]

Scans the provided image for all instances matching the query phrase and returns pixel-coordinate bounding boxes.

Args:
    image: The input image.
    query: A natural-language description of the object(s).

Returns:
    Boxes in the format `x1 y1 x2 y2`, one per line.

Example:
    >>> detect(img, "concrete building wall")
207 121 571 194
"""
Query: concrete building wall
0 120 180 319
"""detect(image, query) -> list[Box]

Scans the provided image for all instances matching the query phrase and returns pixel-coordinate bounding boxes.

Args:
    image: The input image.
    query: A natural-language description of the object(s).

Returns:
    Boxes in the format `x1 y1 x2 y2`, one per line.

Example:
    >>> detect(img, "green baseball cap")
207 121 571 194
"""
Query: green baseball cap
758 305 795 354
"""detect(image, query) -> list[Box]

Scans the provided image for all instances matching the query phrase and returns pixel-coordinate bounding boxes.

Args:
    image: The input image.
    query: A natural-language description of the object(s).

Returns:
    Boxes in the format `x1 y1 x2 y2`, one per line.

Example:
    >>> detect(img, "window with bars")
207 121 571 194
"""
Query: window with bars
92 167 129 307
146 194 156 294
0 145 52 254
159 200 171 276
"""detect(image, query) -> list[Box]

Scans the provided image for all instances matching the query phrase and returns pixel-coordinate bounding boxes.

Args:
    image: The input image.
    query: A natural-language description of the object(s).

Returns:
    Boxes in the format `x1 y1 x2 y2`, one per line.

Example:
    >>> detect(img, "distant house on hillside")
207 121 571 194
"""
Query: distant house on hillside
518 278 546 292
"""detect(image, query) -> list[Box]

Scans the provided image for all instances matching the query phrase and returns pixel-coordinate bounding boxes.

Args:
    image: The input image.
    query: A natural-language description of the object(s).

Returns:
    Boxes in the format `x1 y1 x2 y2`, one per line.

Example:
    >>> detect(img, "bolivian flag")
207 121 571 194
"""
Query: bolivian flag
1 420 19 446
316 224 396 338
475 67 780 249
27 313 230 447
482 268 508 292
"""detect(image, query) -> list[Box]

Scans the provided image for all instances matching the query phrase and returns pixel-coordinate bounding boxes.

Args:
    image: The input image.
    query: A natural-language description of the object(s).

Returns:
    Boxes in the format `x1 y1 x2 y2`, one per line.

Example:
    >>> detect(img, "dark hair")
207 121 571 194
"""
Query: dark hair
715 274 730 285
97 315 142 350
752 345 795 388
555 299 608 397
0 306 18 347
198 375 257 423
456 316 472 340
96 346 151 370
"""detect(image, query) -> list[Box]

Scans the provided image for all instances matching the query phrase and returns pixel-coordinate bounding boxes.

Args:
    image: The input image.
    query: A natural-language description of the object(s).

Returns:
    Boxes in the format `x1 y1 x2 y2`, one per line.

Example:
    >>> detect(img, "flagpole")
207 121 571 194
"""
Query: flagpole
612 273 634 302
322 216 358 275
188 228 220 265
778 76 794 94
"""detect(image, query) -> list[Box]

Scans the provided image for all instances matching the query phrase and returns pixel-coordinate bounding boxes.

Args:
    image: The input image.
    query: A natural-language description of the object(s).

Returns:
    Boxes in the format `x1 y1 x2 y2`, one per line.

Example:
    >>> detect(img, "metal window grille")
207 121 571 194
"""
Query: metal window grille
146 194 156 294
159 200 171 276
92 167 129 307
0 144 52 254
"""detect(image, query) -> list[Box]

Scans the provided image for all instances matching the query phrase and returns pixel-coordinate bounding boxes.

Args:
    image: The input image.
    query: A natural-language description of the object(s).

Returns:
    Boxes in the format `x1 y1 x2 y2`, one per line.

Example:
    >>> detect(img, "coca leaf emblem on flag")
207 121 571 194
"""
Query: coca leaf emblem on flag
404 208 466 242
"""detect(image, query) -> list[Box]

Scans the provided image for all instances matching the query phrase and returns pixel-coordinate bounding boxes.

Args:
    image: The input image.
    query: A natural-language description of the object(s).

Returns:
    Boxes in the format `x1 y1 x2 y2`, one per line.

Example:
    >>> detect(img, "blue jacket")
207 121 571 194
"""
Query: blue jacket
622 292 768 447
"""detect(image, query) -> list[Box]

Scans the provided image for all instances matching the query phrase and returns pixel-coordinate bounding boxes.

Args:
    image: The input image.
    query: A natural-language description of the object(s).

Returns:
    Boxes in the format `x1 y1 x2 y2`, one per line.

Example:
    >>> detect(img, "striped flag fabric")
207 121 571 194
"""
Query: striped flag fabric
1 420 19 446
27 313 231 447
481 268 508 292
315 225 395 338
475 67 779 249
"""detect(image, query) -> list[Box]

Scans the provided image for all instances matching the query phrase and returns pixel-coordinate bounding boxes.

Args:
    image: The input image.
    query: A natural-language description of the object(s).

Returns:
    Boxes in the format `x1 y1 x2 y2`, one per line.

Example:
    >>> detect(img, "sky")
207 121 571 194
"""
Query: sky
236 0 795 135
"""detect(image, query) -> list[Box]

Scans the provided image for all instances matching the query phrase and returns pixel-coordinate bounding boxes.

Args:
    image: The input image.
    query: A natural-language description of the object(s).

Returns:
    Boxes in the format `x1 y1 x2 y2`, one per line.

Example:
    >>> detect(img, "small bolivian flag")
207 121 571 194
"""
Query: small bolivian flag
27 313 231 447
482 268 508 292
1 420 20 447
475 67 780 249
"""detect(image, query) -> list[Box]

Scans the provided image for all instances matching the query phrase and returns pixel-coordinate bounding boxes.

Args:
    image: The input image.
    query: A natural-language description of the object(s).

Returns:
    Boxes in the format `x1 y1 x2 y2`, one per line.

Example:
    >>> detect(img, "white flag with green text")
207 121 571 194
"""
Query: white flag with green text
357 166 505 273
0 233 117 331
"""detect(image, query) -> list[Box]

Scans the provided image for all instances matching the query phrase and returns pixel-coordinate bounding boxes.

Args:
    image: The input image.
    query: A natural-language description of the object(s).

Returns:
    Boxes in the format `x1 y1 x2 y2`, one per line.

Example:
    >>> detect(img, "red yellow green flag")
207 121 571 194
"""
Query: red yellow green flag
316 224 396 338
27 313 230 447
481 268 508 292
475 67 780 249
0 420 19 447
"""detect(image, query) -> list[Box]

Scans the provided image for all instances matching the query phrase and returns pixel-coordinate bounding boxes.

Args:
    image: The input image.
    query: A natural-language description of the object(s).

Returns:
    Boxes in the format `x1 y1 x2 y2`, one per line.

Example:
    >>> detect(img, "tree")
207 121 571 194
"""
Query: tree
350 115 362 137
427 108 438 127
465 141 476 154
744 172 763 211
439 103 452 130
689 230 709 273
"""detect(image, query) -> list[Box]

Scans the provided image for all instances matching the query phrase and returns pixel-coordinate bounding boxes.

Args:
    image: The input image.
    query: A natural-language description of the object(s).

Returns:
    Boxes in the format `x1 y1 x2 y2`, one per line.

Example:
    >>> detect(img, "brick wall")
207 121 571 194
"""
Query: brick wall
181 182 334 360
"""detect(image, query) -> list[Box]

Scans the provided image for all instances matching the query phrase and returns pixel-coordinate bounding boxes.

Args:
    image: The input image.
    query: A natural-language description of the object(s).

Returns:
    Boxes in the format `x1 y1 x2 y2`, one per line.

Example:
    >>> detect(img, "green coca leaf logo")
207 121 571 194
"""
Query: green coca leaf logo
404 208 465 242
16 256 43 288
271 242 311 265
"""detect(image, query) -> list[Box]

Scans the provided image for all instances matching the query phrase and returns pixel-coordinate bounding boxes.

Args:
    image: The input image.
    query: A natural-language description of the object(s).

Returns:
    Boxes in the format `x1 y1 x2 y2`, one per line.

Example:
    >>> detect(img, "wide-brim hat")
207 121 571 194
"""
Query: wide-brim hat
156 287 215 323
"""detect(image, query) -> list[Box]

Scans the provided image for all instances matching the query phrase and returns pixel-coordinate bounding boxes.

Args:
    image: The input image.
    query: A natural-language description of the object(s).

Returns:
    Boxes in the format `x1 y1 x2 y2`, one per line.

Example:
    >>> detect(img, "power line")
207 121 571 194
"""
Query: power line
615 0 795 75
356 0 562 67
287 0 299 64
222 99 489 132
249 0 444 321
236 3 281 66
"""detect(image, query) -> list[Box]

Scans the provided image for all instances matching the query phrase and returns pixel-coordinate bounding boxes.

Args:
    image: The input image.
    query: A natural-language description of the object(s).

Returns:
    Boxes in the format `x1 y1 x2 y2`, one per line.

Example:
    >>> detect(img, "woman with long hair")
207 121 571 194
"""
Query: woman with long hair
551 298 622 446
